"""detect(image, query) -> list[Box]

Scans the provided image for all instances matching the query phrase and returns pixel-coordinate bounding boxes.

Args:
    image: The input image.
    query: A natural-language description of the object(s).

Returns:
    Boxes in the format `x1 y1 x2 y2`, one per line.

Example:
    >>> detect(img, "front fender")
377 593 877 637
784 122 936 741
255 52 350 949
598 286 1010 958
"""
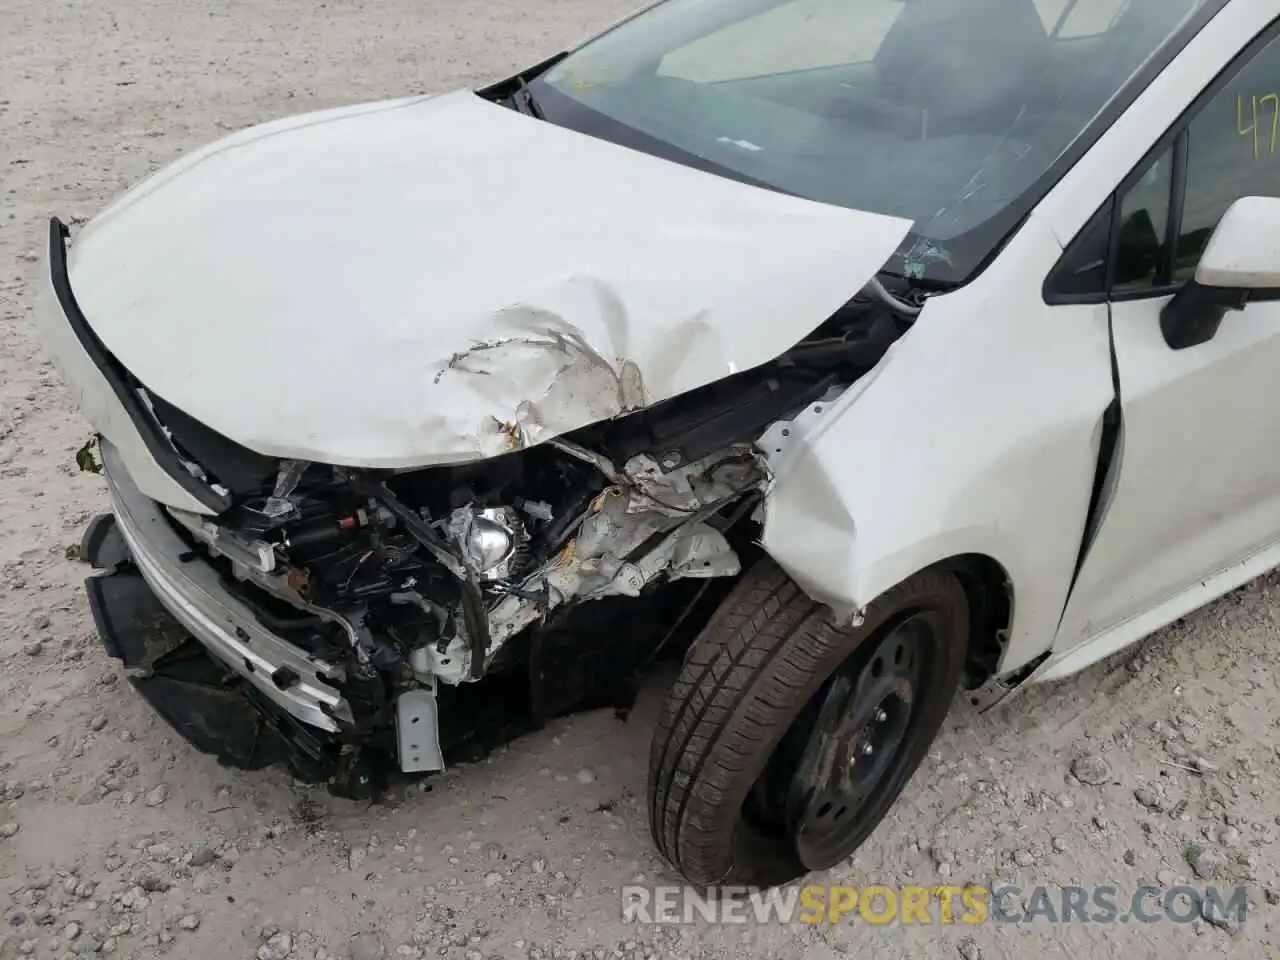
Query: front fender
761 216 1116 674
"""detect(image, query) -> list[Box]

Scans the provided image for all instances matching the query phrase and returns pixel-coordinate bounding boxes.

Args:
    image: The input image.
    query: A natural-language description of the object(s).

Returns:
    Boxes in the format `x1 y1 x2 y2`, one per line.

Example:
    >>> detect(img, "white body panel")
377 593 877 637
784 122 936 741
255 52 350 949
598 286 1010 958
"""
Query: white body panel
1054 297 1280 651
65 89 910 468
33 269 213 514
1038 536 1280 682
38 0 1280 695
762 218 1115 672
1043 0 1280 675
769 0 1280 679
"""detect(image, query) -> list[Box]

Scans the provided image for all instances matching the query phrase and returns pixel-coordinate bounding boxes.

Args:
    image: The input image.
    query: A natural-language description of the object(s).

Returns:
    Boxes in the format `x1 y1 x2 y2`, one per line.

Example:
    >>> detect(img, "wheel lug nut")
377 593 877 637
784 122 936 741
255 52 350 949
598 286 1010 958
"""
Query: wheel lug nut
874 708 888 722
860 743 874 756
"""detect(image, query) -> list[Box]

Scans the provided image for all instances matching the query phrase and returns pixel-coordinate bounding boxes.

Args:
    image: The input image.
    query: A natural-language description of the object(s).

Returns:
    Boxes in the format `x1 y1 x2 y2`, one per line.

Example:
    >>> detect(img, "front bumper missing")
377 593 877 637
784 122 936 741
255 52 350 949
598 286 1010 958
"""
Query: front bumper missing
99 438 351 732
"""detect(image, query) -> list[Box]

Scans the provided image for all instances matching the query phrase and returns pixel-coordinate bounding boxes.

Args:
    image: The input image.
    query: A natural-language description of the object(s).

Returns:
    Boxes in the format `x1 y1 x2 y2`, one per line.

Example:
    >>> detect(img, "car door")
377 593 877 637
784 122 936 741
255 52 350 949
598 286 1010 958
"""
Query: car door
1055 20 1280 651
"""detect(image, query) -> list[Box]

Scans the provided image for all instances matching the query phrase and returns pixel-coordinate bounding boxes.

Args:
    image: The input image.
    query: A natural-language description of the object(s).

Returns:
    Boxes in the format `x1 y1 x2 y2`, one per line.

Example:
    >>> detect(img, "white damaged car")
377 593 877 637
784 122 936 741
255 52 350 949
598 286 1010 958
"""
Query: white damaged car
37 0 1280 885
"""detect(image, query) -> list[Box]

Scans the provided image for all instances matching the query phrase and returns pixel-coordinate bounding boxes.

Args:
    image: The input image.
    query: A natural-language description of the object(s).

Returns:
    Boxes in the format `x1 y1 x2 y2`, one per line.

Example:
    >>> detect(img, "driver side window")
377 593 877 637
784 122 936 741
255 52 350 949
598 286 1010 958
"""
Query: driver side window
1053 25 1280 298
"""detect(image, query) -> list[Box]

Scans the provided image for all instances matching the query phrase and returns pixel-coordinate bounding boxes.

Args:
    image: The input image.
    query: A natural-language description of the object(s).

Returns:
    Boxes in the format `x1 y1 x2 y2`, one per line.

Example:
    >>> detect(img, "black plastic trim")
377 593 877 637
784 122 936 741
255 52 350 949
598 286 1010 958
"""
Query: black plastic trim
1060 312 1124 621
1162 129 1191 287
1103 171 1125 293
47 218 231 513
1043 196 1114 305
1040 285 1103 308
1067 400 1122 592
1108 282 1181 303
475 50 569 102
85 572 127 663
80 512 130 570
1042 289 1109 307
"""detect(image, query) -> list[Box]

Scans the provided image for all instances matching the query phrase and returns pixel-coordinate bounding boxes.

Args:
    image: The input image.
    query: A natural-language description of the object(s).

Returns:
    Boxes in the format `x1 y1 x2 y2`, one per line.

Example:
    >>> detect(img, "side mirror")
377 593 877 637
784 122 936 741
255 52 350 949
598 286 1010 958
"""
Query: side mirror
1160 195 1280 350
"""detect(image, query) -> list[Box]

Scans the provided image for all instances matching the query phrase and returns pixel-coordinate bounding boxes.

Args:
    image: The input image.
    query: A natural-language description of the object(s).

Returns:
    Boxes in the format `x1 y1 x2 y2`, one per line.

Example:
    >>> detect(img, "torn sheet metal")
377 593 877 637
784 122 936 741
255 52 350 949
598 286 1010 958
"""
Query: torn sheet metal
759 226 1118 675
426 445 763 683
65 90 913 471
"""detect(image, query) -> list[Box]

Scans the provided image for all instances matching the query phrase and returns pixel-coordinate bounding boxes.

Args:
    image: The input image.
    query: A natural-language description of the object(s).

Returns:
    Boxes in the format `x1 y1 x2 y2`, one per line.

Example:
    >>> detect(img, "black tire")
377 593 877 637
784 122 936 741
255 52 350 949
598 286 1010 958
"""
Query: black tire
647 558 968 887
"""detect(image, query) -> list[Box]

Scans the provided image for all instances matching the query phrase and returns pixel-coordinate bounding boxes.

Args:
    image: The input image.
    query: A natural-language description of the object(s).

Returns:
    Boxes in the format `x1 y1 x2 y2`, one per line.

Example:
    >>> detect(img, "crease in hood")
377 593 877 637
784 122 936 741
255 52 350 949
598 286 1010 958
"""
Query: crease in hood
67 89 913 468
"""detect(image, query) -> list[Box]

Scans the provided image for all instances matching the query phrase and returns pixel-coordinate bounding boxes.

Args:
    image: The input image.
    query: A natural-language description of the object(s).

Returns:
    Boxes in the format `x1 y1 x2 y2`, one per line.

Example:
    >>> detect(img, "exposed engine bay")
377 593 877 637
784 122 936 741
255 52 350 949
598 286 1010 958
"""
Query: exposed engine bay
141 287 920 782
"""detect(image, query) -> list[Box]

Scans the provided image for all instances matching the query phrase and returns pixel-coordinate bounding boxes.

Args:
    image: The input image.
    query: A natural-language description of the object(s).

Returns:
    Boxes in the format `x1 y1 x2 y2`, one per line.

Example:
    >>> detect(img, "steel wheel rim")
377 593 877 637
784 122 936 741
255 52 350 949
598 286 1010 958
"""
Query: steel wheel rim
785 612 935 868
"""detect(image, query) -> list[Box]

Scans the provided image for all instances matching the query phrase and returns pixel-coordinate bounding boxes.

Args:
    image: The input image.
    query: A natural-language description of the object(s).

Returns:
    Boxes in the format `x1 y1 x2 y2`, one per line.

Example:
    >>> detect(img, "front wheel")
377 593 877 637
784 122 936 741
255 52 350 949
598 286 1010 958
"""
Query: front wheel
647 559 968 887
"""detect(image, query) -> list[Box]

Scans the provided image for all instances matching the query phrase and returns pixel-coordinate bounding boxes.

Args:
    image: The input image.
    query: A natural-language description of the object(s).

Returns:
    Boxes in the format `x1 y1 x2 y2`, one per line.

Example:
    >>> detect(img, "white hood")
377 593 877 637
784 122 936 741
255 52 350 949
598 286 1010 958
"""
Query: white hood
68 90 912 467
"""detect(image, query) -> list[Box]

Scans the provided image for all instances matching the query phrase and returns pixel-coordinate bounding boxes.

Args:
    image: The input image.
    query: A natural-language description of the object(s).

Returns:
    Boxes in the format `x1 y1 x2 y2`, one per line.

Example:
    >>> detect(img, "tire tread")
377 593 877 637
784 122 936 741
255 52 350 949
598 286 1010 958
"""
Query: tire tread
647 560 967 885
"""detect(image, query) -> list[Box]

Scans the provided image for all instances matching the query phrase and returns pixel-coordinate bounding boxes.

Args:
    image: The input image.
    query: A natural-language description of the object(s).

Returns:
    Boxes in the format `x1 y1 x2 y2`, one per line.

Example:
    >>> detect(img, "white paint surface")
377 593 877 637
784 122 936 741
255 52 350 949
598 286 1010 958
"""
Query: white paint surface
34 266 214 514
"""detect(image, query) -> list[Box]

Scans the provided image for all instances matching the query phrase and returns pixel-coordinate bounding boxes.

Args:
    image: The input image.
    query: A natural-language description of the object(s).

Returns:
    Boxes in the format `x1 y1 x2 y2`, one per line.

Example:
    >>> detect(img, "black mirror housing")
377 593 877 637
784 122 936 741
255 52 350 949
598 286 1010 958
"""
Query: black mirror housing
1159 281 1249 351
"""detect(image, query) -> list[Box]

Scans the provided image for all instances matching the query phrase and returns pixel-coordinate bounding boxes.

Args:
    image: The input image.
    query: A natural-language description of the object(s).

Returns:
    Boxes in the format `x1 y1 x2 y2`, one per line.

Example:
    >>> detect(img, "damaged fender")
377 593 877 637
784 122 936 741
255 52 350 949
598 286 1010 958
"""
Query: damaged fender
761 215 1117 676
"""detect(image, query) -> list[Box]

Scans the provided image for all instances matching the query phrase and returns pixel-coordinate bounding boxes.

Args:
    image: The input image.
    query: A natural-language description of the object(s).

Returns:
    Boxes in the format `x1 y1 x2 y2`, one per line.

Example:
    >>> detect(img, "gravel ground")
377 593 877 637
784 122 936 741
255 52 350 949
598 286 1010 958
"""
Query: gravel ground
2 1 1279 958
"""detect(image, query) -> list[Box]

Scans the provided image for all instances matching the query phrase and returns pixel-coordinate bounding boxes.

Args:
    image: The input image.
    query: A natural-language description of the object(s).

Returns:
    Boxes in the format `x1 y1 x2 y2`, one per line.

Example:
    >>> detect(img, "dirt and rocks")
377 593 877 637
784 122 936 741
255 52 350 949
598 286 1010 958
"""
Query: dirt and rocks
1 1 1279 958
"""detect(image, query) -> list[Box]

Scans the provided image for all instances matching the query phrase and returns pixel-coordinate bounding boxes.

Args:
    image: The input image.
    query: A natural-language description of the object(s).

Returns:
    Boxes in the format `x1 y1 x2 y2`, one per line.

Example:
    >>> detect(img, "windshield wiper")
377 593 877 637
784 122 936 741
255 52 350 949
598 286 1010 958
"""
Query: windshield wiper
512 77 544 120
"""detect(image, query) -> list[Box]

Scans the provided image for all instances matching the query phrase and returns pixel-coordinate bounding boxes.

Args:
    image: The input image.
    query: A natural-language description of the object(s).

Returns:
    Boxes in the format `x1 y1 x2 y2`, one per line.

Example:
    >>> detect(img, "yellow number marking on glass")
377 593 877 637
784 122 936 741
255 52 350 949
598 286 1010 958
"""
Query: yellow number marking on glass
1261 93 1280 156
1239 94 1259 160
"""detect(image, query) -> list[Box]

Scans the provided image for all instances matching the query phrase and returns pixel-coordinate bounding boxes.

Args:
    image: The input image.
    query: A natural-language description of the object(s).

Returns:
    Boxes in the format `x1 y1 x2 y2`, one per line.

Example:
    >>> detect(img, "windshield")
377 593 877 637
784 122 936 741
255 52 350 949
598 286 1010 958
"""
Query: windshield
531 0 1212 284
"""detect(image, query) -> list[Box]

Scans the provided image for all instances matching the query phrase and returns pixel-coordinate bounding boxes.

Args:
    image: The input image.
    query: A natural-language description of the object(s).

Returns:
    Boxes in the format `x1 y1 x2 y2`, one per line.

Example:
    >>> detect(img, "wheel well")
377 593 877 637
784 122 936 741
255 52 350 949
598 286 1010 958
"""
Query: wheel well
937 554 1012 690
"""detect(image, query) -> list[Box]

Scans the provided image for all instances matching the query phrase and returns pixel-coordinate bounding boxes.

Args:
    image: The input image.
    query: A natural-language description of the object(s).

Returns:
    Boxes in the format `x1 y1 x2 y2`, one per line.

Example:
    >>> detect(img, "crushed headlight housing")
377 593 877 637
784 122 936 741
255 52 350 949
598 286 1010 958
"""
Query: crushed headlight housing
448 505 527 581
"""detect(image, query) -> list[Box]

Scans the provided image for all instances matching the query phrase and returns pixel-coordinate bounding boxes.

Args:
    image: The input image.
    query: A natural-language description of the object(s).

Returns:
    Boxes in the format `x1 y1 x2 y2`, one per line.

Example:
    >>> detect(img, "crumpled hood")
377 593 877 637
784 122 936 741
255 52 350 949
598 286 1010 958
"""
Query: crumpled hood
68 89 912 467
